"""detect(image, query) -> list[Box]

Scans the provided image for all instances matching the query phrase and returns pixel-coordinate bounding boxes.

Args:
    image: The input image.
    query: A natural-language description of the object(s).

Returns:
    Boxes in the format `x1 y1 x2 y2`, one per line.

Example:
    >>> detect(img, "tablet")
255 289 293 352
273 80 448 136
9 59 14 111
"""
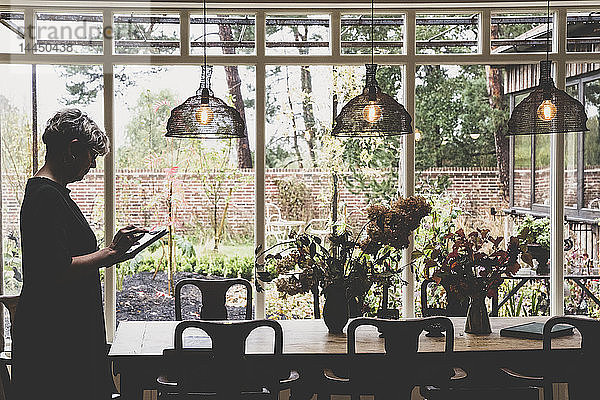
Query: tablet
123 227 168 259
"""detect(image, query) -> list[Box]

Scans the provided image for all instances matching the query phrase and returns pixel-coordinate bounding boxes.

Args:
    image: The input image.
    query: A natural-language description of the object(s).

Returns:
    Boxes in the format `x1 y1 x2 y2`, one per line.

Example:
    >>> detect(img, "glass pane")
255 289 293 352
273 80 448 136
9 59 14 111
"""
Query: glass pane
416 13 479 54
36 65 105 244
514 135 531 208
266 14 329 55
565 84 579 209
567 12 600 53
0 64 105 299
584 77 600 209
113 13 180 55
0 64 31 296
414 65 507 219
0 12 25 53
534 134 550 206
190 14 255 55
491 12 551 53
114 65 256 322
341 14 404 55
35 12 103 54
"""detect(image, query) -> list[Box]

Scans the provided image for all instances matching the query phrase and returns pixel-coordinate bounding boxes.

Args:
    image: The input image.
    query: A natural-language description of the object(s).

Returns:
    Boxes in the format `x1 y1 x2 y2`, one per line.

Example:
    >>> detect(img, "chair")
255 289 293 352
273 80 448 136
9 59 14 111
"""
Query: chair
503 316 600 400
322 316 455 399
0 296 18 400
265 203 303 244
541 316 600 400
156 319 299 399
175 278 253 321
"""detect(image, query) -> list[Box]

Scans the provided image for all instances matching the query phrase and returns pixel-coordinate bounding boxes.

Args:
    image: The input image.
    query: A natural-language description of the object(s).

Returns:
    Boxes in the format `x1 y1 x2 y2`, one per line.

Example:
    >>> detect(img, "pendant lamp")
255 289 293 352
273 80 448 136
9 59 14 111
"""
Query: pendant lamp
166 0 245 139
331 0 412 137
507 0 588 135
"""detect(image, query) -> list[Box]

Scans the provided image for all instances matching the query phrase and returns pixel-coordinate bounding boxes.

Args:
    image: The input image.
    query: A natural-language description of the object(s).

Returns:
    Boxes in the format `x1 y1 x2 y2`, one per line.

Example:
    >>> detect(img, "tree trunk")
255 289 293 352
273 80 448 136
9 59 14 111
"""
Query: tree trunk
293 26 317 166
486 24 510 201
218 21 253 169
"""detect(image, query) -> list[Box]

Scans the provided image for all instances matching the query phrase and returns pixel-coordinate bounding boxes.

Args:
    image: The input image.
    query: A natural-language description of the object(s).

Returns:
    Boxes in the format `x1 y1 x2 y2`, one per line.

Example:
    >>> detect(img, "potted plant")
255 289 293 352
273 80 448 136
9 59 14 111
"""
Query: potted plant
255 196 432 334
413 228 532 335
514 216 550 275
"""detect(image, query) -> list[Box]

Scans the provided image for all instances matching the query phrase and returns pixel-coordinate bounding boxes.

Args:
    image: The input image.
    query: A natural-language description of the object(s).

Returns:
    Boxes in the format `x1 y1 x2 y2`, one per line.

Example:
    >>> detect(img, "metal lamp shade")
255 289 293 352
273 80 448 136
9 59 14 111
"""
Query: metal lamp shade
332 86 413 137
507 83 589 135
507 58 588 136
166 90 246 139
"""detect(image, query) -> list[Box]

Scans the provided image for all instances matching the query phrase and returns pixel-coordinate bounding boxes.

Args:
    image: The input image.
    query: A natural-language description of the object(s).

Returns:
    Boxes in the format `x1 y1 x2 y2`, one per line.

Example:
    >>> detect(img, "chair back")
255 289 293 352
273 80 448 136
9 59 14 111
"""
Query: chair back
346 317 454 396
0 296 18 352
174 278 252 321
421 278 469 317
163 319 283 397
542 316 600 400
0 295 19 400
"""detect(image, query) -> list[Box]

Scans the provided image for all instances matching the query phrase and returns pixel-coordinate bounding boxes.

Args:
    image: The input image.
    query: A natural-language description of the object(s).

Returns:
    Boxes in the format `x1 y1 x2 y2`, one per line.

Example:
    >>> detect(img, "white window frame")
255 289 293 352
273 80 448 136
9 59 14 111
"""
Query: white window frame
1 2 600 339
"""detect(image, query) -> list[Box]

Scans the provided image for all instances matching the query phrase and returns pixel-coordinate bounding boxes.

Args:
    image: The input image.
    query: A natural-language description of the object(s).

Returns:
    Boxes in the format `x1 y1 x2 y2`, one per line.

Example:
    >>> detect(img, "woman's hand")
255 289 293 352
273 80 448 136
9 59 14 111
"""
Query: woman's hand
106 225 148 263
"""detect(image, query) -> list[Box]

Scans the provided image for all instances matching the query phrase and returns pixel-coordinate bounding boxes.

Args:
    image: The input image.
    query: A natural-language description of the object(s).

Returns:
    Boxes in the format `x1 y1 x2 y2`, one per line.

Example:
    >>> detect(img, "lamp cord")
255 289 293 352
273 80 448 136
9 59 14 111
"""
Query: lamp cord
546 0 550 65
203 0 207 88
371 0 374 65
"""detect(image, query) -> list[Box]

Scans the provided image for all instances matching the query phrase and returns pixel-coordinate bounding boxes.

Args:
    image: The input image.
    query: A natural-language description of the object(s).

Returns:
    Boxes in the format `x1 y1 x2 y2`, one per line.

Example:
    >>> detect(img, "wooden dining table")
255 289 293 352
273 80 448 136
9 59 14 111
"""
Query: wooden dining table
109 316 582 400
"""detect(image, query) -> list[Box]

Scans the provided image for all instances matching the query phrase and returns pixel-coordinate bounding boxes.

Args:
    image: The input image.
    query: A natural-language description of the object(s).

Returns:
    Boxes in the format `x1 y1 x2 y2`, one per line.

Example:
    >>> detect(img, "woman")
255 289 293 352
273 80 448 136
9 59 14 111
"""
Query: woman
12 108 147 400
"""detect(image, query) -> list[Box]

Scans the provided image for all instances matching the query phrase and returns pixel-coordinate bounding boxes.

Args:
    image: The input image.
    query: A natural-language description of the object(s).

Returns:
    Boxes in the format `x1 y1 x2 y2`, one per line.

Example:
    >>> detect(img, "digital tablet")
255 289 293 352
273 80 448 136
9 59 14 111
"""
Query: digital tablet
500 322 574 340
123 227 168 259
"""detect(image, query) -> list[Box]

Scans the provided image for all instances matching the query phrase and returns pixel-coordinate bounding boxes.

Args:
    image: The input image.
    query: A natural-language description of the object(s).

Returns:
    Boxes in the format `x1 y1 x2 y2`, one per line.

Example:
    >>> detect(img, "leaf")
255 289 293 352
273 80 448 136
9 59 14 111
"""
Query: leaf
256 271 275 282
411 250 424 258
521 252 534 267
310 242 316 258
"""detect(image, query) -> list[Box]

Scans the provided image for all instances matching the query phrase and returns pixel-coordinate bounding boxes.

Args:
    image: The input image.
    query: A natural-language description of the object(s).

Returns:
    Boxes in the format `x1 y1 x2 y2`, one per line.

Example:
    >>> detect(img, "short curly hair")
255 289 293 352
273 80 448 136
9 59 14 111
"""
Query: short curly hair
42 108 109 157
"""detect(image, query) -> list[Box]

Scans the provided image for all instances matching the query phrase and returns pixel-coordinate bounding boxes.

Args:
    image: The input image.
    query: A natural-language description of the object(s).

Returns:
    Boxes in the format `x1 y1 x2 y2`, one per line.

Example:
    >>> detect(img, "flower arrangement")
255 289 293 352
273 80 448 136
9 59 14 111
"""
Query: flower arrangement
255 196 432 316
413 228 533 301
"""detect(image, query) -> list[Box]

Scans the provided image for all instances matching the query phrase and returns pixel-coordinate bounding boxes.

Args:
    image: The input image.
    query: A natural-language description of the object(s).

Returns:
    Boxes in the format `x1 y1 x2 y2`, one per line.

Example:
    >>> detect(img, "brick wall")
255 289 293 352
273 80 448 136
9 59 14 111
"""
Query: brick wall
417 167 507 216
2 167 510 237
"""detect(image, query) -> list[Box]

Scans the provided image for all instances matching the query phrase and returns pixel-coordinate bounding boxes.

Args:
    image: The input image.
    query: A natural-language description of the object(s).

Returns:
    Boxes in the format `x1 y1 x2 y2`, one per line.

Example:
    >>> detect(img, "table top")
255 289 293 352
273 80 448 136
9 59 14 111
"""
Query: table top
109 317 582 358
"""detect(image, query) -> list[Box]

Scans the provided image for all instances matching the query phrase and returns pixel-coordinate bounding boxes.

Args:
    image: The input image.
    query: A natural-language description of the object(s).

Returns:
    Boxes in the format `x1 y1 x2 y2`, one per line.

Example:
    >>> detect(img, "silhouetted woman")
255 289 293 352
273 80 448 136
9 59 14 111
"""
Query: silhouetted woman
12 108 147 400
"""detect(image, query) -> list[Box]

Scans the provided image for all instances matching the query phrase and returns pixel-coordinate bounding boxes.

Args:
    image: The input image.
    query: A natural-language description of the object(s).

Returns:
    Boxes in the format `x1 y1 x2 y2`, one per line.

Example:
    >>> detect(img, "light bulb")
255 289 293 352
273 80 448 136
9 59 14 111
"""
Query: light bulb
537 100 557 122
195 105 214 125
362 102 382 124
470 133 481 140
414 129 422 142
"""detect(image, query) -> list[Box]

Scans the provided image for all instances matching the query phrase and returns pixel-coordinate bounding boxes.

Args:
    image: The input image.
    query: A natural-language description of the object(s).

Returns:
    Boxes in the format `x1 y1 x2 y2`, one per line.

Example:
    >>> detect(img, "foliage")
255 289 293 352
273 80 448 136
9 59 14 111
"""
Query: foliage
256 196 431 314
274 177 312 221
115 235 254 290
514 215 550 250
413 228 533 300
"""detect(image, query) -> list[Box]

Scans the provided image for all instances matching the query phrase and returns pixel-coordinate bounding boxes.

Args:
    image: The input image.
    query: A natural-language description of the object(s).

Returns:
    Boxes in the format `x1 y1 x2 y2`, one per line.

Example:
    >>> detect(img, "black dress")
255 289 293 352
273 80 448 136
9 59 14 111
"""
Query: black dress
12 177 111 400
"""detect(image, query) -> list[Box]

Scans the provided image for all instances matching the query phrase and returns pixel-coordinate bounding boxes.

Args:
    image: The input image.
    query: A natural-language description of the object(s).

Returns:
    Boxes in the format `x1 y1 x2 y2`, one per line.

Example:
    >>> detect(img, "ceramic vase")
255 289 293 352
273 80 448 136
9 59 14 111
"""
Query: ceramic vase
464 294 491 335
323 282 349 334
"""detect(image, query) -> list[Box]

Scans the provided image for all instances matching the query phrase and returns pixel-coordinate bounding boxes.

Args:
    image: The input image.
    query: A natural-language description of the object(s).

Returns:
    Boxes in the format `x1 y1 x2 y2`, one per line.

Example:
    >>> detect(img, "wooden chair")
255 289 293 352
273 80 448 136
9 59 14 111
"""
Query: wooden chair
541 316 600 400
157 319 299 399
0 296 18 400
175 278 253 321
503 316 600 400
321 316 455 399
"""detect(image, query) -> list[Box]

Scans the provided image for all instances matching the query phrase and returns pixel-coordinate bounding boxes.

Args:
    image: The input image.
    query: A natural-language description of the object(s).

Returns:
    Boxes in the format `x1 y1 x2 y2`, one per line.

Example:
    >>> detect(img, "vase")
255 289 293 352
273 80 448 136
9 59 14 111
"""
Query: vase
527 243 550 275
323 282 349 334
464 295 491 335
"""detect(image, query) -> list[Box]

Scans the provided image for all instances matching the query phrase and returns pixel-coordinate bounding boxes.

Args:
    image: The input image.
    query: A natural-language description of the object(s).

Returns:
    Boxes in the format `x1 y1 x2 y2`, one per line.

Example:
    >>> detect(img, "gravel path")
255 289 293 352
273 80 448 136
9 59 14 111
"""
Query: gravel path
116 271 251 326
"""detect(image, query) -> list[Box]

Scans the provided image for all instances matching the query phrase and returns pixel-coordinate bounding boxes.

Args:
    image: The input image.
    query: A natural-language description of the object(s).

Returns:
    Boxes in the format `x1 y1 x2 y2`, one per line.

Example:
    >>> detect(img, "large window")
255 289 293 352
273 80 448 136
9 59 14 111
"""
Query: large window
1 3 599 325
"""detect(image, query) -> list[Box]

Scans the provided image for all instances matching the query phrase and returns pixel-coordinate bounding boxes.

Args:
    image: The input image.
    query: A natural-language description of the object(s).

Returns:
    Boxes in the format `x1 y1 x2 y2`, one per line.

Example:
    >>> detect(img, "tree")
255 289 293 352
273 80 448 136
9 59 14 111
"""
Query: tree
117 89 181 168
217 18 253 168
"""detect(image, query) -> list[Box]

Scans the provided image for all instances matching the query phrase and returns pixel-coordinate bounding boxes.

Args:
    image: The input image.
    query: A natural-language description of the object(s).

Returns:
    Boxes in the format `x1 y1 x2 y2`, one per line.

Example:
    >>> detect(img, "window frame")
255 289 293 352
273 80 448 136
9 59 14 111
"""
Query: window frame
1 3 600 335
